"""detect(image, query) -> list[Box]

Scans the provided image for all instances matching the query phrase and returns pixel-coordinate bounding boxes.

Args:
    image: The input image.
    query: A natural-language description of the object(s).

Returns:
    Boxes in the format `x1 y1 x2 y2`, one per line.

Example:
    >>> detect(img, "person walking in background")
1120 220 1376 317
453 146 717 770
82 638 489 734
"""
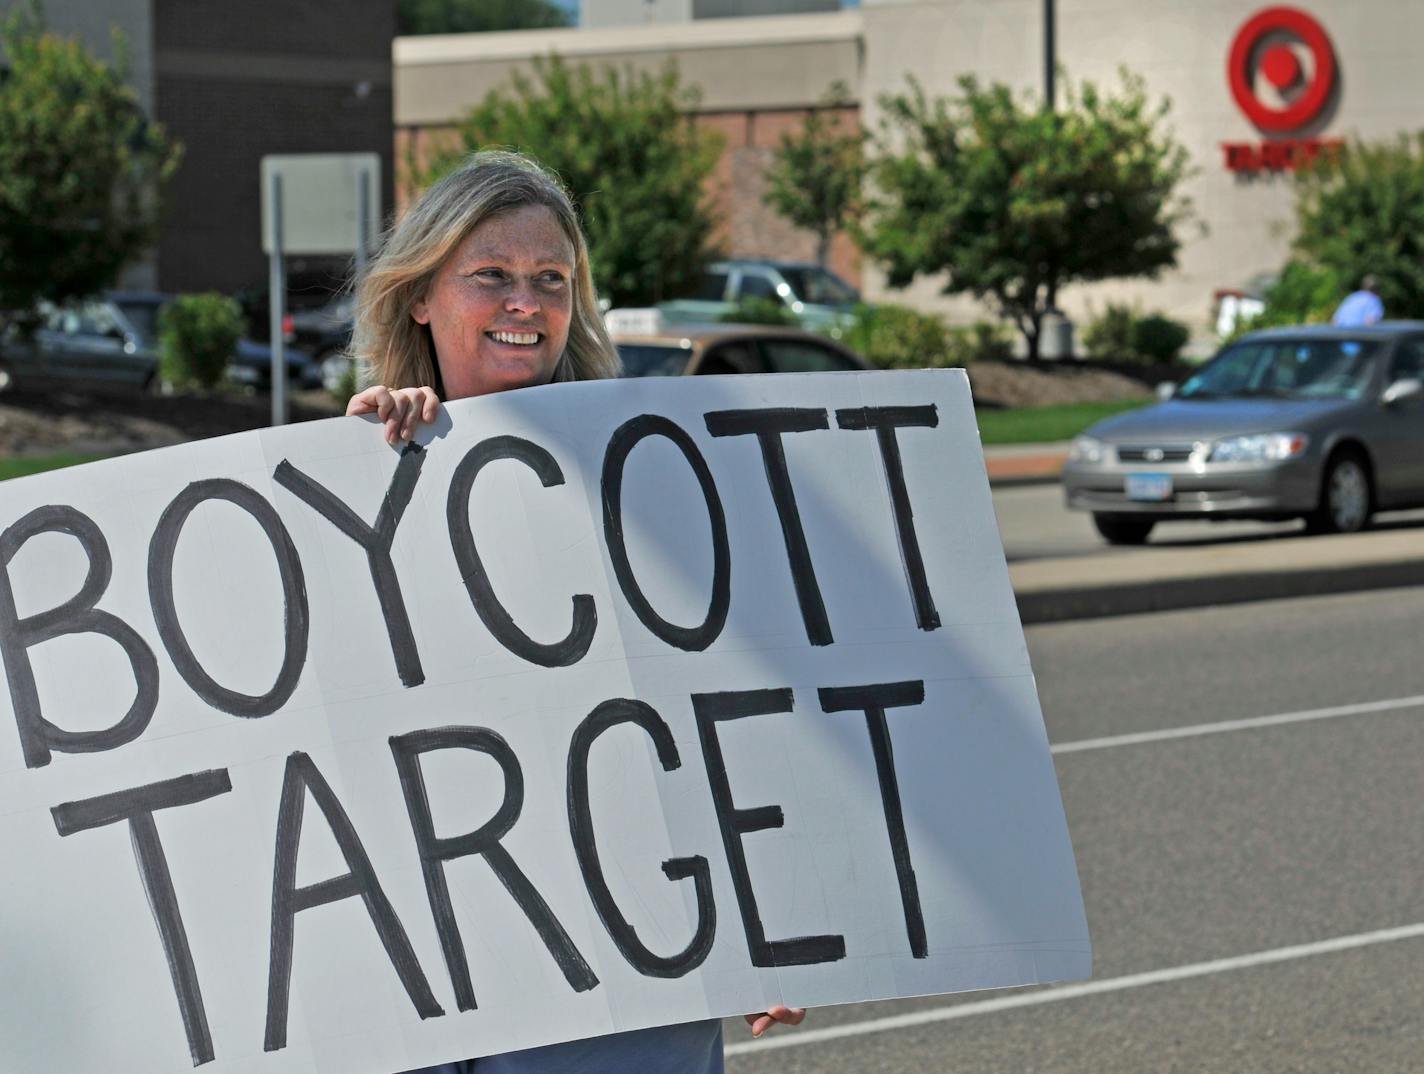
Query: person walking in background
1331 274 1385 326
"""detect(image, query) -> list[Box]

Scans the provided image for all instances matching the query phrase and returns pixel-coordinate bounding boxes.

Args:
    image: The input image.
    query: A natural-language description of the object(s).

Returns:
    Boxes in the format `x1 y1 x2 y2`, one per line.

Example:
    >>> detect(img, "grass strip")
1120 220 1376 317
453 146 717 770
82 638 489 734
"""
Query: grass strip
0 453 108 481
976 399 1147 445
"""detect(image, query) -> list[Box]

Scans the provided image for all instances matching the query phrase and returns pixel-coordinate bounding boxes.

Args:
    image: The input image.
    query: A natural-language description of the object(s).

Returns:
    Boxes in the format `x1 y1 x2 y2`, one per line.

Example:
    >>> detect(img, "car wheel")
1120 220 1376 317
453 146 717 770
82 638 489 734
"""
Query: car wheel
1307 450 1373 534
1092 514 1155 546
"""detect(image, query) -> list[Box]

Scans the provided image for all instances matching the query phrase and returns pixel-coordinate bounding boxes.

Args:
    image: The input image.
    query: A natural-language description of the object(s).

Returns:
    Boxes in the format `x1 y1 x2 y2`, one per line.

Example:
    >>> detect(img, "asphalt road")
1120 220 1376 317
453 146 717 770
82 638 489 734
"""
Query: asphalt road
724 585 1424 1072
993 483 1424 562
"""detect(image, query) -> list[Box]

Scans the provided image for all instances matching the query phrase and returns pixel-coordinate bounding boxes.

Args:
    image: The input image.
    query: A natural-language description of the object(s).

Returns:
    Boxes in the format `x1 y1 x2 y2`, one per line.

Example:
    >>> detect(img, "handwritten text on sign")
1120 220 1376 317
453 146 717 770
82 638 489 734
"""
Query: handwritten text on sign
0 371 1089 1073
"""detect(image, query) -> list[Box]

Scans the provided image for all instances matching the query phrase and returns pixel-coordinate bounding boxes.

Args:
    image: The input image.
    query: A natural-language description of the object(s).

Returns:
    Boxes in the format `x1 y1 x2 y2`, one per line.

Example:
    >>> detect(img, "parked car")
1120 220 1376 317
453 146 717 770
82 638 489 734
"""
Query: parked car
234 266 349 344
1062 323 1424 544
611 319 872 377
0 295 155 390
110 293 320 390
0 293 319 393
656 260 862 333
288 291 357 391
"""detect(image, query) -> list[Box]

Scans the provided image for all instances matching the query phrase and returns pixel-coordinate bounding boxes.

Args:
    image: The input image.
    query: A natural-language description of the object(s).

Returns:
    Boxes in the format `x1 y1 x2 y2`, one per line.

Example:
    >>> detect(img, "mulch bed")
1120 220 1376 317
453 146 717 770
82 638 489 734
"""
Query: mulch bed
0 385 341 457
967 358 1172 409
0 359 1182 458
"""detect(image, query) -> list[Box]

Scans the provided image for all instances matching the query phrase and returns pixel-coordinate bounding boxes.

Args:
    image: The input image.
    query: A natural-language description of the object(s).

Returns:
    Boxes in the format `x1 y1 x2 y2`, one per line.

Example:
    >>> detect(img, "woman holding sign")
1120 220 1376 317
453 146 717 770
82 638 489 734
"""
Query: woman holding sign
347 150 804 1073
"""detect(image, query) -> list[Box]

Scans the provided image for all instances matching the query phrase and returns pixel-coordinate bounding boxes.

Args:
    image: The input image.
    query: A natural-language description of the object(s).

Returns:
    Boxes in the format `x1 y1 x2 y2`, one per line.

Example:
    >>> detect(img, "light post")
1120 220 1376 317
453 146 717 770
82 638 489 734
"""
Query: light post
1044 0 1055 111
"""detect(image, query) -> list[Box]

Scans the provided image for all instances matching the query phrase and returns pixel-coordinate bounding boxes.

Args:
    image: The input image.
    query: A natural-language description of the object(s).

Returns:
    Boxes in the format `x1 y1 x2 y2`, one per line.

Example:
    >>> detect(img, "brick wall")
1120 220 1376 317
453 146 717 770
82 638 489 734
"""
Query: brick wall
698 105 861 288
152 0 394 296
396 103 863 297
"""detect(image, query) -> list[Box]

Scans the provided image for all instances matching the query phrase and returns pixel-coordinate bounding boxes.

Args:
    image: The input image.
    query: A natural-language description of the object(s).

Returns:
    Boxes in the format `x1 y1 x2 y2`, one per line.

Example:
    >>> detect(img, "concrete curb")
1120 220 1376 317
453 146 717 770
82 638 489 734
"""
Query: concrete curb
1009 530 1424 625
988 472 1062 489
982 445 1068 487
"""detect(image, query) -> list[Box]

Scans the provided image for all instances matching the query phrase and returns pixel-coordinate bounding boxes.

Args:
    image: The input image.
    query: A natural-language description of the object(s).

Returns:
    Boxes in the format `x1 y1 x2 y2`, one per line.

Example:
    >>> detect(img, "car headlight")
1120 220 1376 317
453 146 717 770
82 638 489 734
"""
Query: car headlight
1208 432 1309 462
1068 435 1108 464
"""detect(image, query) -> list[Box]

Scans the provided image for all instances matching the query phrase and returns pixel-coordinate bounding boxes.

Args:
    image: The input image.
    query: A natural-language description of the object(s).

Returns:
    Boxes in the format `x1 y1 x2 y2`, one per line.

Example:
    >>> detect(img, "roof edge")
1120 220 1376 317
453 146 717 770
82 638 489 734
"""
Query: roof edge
394 10 864 65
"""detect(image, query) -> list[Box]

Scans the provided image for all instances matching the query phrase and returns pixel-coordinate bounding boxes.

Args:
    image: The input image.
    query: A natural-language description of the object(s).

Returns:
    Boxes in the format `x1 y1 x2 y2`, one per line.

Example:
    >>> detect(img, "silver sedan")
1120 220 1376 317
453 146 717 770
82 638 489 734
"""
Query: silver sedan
1062 324 1424 544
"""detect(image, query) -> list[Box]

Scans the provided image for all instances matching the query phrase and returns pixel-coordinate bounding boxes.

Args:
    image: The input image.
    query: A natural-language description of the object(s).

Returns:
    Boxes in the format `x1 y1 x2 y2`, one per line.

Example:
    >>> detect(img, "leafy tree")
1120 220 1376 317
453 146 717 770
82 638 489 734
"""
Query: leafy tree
1230 260 1341 338
764 81 865 267
1292 135 1424 318
398 0 571 35
0 5 181 325
422 57 722 307
859 72 1194 360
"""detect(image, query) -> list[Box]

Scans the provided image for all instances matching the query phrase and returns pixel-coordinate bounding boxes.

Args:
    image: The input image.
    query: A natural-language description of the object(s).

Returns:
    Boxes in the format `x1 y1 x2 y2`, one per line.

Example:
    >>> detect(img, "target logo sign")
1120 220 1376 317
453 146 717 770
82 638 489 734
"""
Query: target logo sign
1222 7 1342 172
1227 7 1336 132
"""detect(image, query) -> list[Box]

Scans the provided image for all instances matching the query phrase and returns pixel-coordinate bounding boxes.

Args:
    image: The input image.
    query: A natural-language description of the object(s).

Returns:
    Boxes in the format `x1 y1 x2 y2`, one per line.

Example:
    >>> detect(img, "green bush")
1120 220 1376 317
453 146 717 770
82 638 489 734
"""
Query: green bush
1083 303 1188 363
329 354 361 405
841 303 956 369
1132 314 1189 363
719 296 799 327
946 320 1014 365
158 293 243 390
1228 260 1341 339
1081 304 1135 359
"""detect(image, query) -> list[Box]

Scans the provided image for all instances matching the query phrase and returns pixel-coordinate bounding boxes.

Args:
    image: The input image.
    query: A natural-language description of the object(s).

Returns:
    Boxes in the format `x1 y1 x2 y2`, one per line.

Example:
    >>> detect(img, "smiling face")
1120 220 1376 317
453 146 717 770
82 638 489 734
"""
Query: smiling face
412 203 576 401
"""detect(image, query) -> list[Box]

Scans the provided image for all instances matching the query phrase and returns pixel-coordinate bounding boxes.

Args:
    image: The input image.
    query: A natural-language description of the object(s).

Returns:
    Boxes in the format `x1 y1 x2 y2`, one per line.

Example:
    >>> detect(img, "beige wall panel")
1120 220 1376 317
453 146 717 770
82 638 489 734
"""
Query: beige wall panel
861 0 1424 348
397 38 859 125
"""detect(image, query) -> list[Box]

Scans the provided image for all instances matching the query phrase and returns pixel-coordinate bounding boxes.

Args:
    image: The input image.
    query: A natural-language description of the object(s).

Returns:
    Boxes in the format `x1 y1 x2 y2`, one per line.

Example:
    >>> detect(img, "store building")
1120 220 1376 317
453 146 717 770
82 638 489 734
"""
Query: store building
395 0 1423 343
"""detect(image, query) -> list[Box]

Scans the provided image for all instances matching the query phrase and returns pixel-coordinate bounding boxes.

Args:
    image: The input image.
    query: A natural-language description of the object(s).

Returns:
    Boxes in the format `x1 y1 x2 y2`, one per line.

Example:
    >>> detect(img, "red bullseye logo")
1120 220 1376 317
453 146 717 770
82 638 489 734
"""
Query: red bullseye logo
1228 7 1336 132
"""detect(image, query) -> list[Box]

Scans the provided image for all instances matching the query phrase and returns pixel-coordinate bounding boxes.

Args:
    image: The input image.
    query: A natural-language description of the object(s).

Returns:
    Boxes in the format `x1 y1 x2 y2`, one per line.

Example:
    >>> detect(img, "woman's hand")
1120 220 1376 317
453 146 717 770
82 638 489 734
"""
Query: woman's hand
347 385 441 446
743 1005 806 1038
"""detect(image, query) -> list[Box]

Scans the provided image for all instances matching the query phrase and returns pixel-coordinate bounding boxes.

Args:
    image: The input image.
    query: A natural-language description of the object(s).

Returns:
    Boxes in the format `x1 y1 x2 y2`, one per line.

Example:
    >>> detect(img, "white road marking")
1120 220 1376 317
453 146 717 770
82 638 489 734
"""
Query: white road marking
1050 693 1424 755
724 921 1424 1058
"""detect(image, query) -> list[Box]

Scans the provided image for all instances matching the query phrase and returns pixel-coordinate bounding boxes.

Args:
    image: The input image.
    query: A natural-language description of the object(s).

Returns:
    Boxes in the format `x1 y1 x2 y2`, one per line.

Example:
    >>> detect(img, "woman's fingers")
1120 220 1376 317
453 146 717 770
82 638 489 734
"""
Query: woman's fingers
743 1006 806 1037
346 386 441 446
345 385 387 417
419 386 441 423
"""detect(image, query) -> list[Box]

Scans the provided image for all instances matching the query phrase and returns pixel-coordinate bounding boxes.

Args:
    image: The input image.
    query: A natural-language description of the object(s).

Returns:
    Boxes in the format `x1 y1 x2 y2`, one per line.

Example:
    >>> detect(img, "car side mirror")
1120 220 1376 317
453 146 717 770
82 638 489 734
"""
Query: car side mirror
1382 377 1423 406
1155 381 1176 401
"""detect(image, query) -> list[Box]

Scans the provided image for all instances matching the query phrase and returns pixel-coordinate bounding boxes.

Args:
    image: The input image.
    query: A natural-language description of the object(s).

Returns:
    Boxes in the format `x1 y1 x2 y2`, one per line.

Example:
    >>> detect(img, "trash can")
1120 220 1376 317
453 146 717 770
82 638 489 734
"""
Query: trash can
1039 308 1075 360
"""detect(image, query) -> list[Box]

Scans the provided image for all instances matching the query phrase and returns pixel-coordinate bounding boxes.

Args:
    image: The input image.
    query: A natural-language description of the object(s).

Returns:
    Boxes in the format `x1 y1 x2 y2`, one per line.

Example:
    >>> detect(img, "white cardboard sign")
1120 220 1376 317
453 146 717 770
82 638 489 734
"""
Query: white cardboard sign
0 370 1089 1073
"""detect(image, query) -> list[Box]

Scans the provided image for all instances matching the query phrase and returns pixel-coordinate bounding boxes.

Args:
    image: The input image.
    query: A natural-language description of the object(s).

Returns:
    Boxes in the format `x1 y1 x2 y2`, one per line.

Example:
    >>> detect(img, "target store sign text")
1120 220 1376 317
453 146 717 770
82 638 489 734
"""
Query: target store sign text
1221 7 1340 173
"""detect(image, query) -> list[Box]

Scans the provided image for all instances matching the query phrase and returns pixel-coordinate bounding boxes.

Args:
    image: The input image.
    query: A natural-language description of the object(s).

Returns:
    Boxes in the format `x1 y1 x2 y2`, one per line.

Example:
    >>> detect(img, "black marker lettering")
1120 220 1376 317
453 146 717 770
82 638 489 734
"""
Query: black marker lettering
274 443 426 687
601 415 730 651
389 727 599 1008
0 505 158 768
704 408 833 645
692 688 845 967
819 680 928 958
447 437 596 667
265 752 442 1051
52 769 233 1066
834 406 941 630
567 698 715 977
148 480 309 718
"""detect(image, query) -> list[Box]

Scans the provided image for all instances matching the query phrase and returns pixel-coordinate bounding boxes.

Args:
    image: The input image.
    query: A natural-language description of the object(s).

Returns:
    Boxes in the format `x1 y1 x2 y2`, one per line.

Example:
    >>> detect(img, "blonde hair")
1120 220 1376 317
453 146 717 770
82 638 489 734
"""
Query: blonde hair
352 149 621 391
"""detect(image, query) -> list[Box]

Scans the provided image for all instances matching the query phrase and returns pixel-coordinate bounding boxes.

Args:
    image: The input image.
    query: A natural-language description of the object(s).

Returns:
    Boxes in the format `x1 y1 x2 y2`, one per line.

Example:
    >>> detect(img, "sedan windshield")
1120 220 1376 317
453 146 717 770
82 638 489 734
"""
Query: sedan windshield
112 299 163 345
1179 338 1382 401
777 267 859 307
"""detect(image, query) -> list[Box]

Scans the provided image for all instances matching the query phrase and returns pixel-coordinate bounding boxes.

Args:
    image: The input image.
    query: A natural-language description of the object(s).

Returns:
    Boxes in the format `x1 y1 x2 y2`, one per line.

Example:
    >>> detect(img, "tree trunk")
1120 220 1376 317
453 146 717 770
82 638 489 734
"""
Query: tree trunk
1024 314 1042 362
816 231 832 269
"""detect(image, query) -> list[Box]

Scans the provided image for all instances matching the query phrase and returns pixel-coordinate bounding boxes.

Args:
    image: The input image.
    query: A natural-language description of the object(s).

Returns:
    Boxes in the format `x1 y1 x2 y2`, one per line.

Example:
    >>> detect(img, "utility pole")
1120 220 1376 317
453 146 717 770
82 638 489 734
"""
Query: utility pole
1044 0 1056 111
